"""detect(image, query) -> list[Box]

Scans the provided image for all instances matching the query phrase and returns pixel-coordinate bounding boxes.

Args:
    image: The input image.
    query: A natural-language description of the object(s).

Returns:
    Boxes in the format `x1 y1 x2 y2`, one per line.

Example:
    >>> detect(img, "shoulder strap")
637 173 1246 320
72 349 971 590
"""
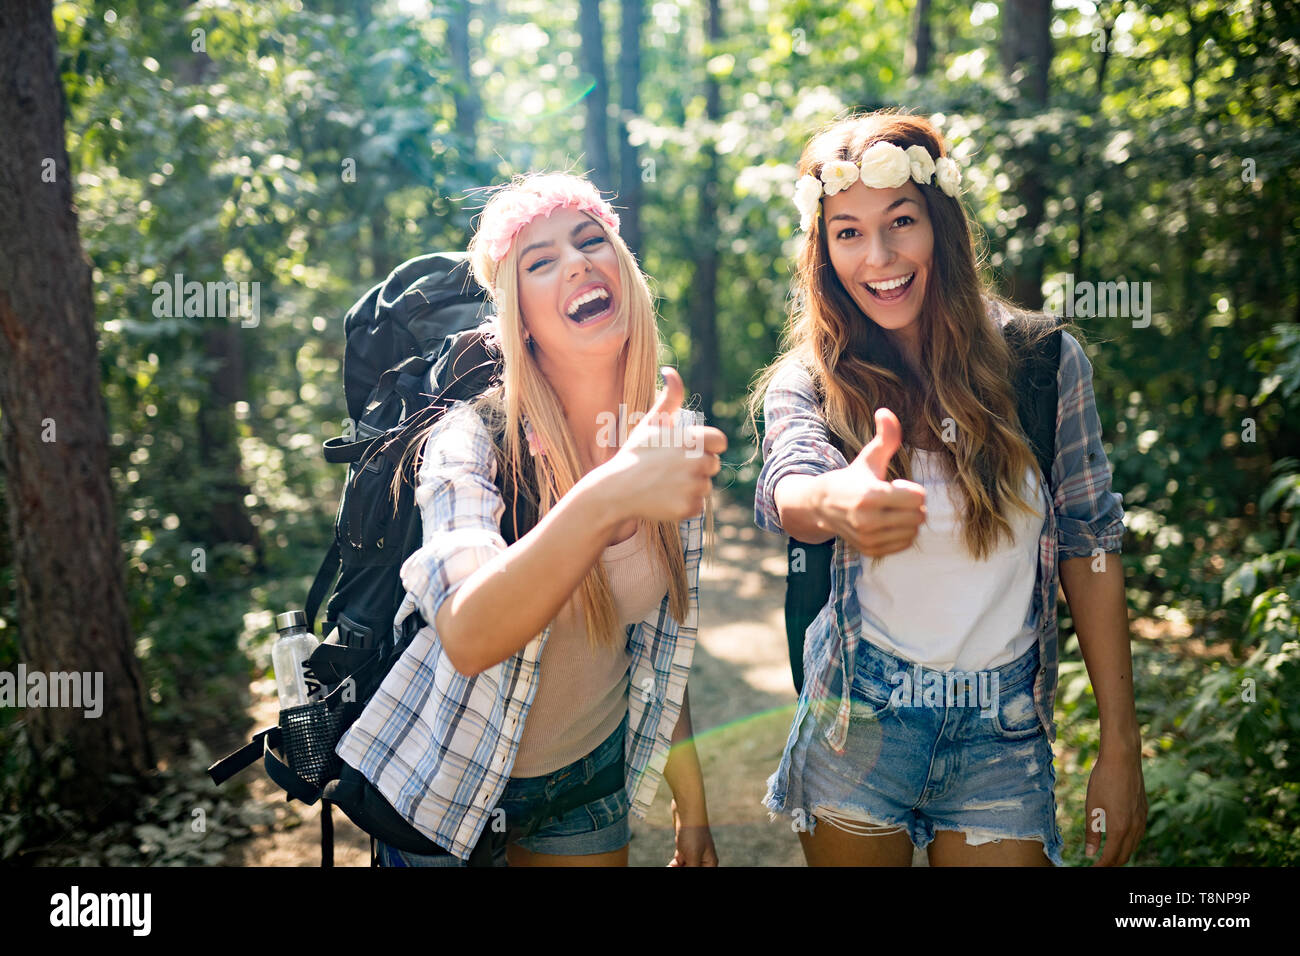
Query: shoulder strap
1002 315 1062 489
304 541 341 638
475 405 539 546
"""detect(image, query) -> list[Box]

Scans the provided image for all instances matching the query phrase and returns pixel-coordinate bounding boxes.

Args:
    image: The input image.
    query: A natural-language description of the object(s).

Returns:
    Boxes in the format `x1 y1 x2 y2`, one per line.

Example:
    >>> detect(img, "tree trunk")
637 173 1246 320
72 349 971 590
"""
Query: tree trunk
0 460 11 625
908 0 934 77
448 0 480 156
195 322 261 557
0 0 153 817
370 204 389 278
174 5 261 556
999 0 1052 104
689 0 722 420
617 0 644 256
999 0 1052 309
1074 7 1119 281
1184 7 1206 412
579 0 613 191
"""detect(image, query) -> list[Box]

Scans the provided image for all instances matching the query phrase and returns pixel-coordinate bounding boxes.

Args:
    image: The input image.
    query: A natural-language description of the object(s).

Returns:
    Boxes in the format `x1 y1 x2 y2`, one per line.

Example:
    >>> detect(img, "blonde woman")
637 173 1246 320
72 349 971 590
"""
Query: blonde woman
338 173 724 867
752 111 1146 866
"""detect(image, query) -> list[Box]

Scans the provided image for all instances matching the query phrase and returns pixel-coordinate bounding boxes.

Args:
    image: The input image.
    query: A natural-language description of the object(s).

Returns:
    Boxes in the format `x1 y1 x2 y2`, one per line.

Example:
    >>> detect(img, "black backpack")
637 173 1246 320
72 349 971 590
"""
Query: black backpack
207 253 614 866
782 317 1063 694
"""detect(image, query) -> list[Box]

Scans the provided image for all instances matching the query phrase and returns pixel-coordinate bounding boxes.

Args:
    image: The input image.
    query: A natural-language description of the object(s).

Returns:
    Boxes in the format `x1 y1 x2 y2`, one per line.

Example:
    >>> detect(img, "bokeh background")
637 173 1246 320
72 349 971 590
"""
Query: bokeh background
1 0 1297 866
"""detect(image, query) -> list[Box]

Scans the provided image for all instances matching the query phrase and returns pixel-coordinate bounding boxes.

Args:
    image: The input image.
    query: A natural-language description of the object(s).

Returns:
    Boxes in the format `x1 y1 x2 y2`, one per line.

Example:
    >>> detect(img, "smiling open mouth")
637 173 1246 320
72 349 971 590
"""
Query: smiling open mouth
565 286 613 324
864 272 916 302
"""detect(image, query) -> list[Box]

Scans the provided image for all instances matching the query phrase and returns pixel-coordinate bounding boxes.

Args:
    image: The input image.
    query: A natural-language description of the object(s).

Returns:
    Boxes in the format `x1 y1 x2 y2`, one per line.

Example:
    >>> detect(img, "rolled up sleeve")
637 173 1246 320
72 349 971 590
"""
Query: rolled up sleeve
399 404 507 628
1052 332 1126 558
755 363 849 535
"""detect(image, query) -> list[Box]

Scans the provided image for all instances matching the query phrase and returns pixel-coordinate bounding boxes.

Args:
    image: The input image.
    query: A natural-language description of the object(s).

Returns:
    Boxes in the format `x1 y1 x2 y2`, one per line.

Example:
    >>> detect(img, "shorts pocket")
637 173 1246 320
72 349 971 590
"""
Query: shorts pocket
582 787 630 831
989 679 1042 740
532 786 628 837
810 694 888 788
848 659 895 720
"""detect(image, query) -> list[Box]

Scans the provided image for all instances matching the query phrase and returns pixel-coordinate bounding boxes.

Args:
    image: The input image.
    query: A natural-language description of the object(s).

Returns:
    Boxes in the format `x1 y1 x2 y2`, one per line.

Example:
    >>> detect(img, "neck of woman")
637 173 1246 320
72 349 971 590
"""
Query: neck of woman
887 325 925 379
545 354 628 474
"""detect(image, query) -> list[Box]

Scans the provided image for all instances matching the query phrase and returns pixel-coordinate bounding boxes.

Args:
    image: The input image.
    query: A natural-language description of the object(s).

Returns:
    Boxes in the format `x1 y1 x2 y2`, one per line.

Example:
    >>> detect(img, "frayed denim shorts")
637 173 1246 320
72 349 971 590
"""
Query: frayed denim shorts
376 712 631 867
777 638 1063 866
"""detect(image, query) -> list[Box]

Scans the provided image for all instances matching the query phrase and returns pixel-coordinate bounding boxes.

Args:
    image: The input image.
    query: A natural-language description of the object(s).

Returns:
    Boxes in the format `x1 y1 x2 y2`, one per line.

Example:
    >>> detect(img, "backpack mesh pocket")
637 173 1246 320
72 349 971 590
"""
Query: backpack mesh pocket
279 700 343 790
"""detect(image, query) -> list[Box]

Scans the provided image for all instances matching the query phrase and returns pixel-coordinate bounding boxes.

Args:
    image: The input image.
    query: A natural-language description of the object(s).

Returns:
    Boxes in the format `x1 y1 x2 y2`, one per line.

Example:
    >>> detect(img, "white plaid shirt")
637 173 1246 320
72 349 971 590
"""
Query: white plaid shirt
336 403 701 861
756 302 1125 815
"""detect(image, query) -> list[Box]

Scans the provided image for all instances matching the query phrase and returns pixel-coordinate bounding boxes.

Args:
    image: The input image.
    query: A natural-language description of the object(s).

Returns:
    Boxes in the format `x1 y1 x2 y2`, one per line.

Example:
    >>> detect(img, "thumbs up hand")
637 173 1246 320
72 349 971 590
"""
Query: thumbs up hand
591 367 728 524
641 364 686 429
817 408 927 557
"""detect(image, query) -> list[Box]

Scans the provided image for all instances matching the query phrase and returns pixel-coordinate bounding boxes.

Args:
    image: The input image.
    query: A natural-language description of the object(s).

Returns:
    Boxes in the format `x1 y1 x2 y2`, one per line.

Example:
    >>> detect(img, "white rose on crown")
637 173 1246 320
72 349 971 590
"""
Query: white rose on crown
820 160 860 196
857 141 911 189
790 137 963 230
935 156 962 196
793 174 823 231
905 144 936 185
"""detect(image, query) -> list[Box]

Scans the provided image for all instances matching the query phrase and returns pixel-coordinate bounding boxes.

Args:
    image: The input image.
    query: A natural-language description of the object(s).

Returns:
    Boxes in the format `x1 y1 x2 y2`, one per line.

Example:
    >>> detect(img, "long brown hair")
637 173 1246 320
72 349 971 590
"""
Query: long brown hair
751 109 1072 562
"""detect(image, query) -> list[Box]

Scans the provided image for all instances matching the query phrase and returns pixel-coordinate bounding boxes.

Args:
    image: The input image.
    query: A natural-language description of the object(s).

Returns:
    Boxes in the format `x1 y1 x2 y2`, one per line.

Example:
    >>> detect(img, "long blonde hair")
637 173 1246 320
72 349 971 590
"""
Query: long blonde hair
405 172 690 646
750 110 1071 563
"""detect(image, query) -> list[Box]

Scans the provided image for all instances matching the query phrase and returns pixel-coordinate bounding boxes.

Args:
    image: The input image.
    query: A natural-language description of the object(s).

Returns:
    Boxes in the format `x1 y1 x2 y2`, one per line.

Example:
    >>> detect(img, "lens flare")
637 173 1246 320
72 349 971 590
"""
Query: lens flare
483 76 598 124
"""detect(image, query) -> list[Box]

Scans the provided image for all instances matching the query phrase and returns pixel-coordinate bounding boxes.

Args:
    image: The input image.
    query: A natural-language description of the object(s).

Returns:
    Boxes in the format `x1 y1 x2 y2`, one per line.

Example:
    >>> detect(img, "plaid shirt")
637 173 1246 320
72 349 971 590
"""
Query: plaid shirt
336 403 702 861
755 303 1125 813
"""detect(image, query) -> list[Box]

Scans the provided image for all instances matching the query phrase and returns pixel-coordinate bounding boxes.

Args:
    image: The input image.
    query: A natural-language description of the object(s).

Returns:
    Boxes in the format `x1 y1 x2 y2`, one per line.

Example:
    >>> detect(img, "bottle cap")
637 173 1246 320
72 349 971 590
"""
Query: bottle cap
276 610 308 632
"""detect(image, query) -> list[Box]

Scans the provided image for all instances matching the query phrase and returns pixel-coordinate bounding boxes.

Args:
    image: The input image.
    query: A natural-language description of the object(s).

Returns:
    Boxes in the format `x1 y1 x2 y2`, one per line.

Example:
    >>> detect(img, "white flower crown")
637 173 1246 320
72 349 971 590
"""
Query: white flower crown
793 142 962 231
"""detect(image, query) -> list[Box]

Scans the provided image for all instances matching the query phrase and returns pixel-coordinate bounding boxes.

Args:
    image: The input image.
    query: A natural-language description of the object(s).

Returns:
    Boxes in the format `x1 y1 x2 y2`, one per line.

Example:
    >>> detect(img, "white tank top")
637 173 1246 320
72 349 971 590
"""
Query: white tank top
854 449 1045 672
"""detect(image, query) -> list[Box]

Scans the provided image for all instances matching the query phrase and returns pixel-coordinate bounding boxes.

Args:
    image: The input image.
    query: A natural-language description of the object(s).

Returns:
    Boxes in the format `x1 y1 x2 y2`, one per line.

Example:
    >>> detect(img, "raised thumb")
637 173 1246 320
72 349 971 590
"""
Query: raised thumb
648 366 685 423
856 407 902 481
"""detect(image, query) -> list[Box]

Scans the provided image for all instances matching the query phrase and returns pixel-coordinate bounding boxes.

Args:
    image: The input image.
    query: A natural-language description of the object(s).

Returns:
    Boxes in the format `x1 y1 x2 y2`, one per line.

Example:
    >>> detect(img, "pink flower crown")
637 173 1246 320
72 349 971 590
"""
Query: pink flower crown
477 176 622 264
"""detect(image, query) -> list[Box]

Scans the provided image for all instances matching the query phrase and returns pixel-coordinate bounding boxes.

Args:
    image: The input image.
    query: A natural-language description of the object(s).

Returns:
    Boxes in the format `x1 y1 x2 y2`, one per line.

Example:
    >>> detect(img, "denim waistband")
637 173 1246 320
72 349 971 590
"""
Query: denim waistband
853 637 1041 695
504 711 627 798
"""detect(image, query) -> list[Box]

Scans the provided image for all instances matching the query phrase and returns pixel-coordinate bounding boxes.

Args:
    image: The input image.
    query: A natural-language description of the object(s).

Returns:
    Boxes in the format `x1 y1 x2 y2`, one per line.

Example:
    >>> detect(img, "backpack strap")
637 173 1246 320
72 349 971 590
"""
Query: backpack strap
304 541 340 638
207 725 279 786
783 536 833 695
1004 316 1062 488
321 801 334 867
262 730 323 804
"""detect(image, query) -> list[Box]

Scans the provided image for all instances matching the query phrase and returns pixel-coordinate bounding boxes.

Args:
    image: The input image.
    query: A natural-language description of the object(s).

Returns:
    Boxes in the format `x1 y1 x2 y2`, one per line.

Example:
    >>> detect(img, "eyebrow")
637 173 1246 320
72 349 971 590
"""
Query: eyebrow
519 220 600 258
827 197 918 222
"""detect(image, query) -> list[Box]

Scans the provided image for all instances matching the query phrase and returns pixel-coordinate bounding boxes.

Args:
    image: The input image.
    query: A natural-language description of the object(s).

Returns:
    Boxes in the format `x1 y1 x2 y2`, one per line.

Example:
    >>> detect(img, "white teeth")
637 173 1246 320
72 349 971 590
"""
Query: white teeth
868 273 914 293
566 287 610 316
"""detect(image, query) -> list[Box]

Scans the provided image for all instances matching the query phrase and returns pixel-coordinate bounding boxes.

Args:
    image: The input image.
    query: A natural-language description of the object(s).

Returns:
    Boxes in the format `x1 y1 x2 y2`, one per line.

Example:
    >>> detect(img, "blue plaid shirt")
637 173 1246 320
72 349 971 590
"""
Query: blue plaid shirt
337 403 702 861
755 303 1125 814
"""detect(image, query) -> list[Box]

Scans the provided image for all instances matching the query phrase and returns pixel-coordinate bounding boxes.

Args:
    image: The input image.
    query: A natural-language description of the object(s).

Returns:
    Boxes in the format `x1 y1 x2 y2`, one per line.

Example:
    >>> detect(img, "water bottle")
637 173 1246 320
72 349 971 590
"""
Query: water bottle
271 610 324 709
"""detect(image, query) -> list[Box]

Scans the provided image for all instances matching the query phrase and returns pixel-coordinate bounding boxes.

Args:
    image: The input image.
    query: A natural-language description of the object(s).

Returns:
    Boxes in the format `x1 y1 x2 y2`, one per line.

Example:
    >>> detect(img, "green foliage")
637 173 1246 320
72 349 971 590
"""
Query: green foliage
0 721 83 862
1139 550 1300 866
0 729 275 865
1055 450 1300 866
13 0 1296 864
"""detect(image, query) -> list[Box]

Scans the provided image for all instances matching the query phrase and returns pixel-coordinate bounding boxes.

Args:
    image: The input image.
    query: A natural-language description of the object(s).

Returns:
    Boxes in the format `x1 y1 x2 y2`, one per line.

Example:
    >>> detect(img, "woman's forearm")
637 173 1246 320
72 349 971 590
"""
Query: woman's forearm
773 472 835 544
663 689 709 824
436 473 622 676
1059 553 1141 756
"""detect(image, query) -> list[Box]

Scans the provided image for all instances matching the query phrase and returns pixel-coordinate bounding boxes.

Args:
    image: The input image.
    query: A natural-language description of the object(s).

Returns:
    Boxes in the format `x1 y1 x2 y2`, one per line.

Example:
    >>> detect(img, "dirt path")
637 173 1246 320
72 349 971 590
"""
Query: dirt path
222 494 836 866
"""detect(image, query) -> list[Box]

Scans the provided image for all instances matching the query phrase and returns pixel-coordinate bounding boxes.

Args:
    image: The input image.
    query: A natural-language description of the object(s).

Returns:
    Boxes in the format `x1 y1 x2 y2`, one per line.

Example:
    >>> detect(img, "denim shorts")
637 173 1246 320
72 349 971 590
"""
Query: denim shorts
785 639 1064 866
375 712 631 867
